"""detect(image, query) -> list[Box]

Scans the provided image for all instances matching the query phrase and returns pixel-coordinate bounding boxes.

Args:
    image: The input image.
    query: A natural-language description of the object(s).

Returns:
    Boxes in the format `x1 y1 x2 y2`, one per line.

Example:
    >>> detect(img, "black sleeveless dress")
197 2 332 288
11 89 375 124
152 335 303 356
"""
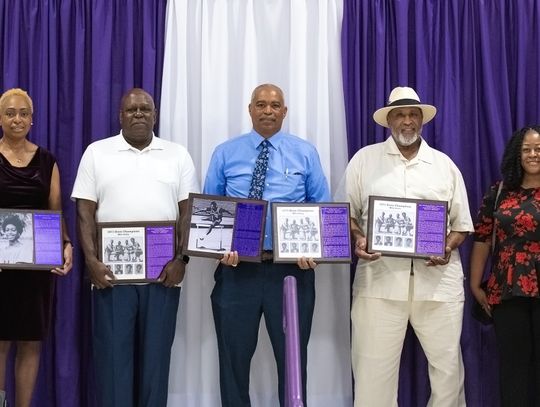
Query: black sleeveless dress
0 147 56 340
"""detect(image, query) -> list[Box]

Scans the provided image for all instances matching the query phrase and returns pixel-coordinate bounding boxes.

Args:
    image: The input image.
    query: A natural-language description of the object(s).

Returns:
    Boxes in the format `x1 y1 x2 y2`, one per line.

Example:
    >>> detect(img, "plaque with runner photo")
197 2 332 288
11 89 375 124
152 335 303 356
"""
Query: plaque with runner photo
183 193 267 262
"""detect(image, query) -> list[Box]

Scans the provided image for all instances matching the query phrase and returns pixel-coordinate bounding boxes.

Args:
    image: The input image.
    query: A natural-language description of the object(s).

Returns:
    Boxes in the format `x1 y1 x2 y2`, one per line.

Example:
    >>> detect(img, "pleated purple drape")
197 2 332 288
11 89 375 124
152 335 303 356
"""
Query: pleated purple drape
0 1 167 405
342 1 540 406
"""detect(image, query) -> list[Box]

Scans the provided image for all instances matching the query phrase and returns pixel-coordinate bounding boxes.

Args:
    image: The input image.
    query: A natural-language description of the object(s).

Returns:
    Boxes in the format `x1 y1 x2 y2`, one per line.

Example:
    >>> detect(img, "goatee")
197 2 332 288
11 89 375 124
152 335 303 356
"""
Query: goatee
394 133 419 147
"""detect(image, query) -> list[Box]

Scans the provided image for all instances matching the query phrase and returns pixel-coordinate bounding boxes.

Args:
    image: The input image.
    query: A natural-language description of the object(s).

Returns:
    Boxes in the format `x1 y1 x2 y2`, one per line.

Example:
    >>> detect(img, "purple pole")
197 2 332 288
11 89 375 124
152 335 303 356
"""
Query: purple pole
283 276 304 407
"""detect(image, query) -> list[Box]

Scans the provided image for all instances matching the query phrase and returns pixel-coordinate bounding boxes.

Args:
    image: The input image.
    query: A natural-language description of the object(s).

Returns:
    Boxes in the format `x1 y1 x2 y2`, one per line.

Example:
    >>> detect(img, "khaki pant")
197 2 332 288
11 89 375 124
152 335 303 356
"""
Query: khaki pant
351 277 466 407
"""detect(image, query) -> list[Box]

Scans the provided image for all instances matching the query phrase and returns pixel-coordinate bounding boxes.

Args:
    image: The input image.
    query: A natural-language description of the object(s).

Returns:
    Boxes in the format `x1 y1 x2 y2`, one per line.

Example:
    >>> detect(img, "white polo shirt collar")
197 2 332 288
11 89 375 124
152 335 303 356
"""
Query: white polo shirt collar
116 131 166 153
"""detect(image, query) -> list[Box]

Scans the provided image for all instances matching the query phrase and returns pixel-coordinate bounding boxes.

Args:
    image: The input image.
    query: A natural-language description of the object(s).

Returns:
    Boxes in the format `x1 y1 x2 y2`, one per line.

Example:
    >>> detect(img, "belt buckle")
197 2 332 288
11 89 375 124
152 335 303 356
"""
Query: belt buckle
261 251 274 262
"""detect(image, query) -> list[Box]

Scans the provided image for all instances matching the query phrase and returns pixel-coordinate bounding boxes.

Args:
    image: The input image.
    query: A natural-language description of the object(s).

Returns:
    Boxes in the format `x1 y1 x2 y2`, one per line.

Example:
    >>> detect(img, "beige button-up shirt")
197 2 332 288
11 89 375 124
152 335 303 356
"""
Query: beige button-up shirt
345 137 474 302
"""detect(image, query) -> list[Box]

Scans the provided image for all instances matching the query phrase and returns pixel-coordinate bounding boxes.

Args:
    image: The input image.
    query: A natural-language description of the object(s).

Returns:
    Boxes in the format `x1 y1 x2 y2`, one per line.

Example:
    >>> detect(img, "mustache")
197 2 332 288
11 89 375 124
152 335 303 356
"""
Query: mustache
394 132 419 146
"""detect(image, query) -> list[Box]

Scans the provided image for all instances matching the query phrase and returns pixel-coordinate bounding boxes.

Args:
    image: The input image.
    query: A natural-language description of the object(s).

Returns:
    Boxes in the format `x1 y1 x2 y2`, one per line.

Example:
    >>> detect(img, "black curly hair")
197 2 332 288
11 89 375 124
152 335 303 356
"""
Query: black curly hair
2 214 25 235
500 125 540 190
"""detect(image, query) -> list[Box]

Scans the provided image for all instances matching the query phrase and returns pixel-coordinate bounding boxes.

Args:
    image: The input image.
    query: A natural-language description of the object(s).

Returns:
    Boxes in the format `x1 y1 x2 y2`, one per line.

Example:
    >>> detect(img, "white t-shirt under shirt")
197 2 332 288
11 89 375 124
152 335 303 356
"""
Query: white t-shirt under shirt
345 136 474 302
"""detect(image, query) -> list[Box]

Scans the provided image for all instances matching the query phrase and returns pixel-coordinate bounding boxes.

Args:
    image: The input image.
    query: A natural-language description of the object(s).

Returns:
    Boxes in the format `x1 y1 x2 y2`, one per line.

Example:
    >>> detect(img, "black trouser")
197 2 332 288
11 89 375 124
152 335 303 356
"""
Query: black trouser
211 261 315 407
493 297 540 407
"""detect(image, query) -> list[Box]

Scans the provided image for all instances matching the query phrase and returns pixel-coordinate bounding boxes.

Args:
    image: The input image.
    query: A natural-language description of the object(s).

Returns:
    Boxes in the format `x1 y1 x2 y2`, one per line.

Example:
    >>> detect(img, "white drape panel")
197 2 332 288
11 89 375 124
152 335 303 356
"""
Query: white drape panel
160 1 351 406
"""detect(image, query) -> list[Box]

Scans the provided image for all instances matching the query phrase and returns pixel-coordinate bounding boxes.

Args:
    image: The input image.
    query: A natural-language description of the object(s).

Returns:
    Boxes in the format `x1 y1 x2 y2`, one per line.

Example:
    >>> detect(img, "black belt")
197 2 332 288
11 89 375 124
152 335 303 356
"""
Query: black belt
261 250 274 262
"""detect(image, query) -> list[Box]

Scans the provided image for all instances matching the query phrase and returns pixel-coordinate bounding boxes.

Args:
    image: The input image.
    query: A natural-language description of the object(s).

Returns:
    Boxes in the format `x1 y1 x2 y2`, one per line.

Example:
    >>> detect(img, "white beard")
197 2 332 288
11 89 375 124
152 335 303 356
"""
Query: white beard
394 132 419 147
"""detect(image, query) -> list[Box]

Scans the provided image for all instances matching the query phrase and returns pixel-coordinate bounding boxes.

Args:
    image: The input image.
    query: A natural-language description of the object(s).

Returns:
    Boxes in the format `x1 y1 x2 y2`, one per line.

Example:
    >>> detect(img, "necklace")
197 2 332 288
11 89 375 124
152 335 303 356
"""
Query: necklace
0 138 26 165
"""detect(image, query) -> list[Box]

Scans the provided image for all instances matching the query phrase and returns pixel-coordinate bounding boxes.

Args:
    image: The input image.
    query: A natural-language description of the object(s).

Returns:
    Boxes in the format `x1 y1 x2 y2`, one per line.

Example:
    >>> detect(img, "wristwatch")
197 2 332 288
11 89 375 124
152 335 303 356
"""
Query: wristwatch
179 255 190 265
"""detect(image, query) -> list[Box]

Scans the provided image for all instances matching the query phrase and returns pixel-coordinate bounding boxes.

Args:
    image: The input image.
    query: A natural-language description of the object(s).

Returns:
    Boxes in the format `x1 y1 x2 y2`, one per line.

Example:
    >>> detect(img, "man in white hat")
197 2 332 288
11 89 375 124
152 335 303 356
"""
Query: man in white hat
345 86 473 406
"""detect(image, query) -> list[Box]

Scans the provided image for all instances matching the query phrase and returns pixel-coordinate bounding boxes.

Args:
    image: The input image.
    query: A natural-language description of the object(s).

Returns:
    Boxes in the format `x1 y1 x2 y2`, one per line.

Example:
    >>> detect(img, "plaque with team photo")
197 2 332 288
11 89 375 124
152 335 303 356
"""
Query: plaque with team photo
272 202 352 263
367 196 448 258
0 209 64 270
183 193 267 262
97 221 176 283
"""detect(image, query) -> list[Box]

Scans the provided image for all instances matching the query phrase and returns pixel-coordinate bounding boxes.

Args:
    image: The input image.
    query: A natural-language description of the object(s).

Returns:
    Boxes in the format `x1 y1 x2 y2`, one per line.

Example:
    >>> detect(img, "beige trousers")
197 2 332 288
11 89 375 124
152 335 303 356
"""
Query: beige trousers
351 278 466 407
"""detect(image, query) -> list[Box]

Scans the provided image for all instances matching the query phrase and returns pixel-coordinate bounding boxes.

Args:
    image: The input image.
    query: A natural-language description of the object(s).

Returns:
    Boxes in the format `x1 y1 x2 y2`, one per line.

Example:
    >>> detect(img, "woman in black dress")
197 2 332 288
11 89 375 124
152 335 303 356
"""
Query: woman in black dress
0 88 72 407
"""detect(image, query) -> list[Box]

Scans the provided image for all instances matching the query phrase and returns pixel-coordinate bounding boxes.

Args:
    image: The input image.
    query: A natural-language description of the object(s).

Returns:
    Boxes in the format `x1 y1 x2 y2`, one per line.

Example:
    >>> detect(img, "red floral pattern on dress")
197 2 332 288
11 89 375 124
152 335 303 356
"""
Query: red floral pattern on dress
527 242 540 253
518 273 538 296
515 211 536 236
474 183 540 304
516 251 529 265
499 197 520 209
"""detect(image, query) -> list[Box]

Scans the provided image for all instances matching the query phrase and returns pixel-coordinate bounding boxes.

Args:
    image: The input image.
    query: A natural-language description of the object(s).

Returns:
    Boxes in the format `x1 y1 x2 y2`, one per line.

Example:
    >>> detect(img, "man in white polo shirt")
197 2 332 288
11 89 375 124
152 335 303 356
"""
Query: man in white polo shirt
71 88 199 407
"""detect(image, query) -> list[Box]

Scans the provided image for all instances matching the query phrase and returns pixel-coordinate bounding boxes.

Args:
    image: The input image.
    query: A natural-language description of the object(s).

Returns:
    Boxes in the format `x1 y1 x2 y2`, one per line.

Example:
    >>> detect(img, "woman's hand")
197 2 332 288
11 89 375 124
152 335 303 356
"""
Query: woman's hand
471 284 492 317
51 242 73 276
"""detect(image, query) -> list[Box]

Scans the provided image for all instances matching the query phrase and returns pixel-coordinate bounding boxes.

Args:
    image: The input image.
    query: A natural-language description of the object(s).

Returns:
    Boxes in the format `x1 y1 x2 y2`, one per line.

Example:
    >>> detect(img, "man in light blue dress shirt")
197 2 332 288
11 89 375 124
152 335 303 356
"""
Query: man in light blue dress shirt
204 84 330 407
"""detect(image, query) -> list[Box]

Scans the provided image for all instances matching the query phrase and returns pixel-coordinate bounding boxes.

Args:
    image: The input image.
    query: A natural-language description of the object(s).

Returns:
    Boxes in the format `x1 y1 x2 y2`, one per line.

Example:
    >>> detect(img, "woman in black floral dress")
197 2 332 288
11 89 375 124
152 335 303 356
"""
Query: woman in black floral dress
471 125 540 407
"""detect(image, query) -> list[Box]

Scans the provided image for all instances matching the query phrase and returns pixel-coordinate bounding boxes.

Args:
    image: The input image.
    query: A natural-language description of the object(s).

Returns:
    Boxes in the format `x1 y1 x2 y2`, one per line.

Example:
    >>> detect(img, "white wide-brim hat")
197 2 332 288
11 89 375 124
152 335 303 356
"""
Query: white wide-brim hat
373 86 437 128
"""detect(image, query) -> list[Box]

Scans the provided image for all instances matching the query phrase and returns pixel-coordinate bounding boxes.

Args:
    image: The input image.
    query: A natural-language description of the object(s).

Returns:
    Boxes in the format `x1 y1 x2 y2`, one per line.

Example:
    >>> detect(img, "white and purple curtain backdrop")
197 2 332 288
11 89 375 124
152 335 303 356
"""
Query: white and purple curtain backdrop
159 1 351 406
2 0 540 406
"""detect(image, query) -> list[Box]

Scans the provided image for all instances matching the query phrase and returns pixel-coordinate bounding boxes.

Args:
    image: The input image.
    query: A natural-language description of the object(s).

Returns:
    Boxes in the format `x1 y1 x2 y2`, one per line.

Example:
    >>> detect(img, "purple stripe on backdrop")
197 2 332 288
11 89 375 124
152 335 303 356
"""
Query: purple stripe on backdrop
0 1 167 406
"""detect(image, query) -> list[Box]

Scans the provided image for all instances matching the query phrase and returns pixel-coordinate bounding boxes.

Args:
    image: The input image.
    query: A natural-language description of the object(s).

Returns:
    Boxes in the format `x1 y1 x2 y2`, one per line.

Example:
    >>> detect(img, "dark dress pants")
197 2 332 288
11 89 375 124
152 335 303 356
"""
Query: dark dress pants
92 284 180 407
493 297 540 407
211 261 315 407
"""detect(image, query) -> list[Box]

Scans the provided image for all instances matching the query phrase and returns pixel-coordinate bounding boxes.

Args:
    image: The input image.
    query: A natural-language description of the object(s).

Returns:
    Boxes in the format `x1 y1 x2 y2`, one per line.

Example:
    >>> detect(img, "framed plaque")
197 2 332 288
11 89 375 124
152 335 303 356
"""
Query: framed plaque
272 202 352 263
367 196 448 258
97 221 176 283
0 209 63 270
183 193 267 262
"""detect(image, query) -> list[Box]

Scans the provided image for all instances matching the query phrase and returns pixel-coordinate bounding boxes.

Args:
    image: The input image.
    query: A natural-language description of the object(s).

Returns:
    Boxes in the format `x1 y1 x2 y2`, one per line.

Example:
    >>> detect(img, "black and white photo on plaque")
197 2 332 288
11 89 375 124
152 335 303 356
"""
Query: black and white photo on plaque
275 205 322 259
0 209 63 270
184 193 267 262
101 226 147 282
187 197 236 253
272 202 352 263
0 211 33 265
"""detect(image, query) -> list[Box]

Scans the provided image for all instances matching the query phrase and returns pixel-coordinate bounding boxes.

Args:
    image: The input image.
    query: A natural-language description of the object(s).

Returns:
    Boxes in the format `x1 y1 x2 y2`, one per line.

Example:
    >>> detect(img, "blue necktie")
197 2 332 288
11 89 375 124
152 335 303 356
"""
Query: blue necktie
248 140 270 199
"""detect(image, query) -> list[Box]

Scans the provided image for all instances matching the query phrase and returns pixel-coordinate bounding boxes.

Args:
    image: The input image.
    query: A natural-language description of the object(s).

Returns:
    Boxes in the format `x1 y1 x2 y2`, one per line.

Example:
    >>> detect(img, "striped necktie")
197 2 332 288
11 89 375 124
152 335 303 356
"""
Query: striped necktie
248 140 270 199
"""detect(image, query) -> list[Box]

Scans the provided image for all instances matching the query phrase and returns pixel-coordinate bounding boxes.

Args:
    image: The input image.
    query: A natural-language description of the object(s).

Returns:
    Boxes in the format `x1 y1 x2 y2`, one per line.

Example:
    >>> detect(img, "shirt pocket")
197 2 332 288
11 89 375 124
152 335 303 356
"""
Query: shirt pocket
145 160 178 185
278 168 306 197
